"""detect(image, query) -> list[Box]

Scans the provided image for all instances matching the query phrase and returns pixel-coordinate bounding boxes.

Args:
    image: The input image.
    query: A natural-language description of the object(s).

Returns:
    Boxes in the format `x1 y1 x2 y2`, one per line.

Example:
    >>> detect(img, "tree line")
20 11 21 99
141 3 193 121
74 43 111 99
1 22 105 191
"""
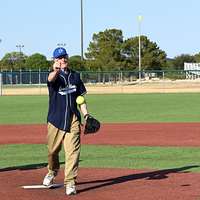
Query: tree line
0 28 200 71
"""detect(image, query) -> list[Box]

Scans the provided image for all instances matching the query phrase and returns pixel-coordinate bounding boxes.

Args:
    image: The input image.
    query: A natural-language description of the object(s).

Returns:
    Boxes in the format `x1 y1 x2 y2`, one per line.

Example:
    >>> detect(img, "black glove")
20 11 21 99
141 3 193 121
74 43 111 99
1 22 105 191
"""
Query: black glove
84 114 101 134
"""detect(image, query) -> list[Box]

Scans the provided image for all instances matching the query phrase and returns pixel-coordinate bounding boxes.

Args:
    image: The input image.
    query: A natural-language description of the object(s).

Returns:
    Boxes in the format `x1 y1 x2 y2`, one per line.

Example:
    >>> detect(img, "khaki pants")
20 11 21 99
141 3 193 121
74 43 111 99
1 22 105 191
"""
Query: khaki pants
47 115 81 185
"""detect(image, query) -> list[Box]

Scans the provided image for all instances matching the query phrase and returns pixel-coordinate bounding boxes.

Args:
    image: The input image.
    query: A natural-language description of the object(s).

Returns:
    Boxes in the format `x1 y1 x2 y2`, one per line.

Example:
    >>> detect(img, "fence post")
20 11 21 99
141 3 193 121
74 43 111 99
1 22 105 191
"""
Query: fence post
0 73 2 96
80 71 82 80
163 71 165 80
11 69 13 85
39 68 41 85
29 69 32 84
20 69 22 84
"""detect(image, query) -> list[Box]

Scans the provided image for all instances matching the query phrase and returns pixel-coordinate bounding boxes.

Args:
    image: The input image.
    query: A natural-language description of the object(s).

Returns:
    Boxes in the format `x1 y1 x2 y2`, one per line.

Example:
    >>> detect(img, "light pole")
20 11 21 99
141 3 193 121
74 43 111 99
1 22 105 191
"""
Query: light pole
57 43 66 47
0 39 2 95
80 0 84 61
16 44 24 67
16 44 24 54
137 15 143 82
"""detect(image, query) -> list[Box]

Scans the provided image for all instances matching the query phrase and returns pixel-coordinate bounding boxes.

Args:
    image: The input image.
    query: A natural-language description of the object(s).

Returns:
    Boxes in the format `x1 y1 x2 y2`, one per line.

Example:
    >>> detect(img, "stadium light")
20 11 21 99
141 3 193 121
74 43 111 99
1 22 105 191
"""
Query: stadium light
137 15 143 82
80 0 84 60
16 44 24 54
57 43 66 47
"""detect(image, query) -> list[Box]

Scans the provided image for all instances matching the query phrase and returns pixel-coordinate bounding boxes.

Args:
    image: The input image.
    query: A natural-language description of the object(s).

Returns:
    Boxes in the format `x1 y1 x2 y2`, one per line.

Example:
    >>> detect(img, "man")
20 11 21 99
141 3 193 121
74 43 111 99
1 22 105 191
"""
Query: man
43 47 89 195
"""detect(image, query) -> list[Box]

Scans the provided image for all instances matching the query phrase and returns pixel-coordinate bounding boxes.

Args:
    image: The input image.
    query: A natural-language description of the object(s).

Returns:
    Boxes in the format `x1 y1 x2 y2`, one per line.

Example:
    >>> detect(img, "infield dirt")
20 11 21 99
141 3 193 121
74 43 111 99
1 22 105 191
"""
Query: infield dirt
3 79 200 95
1 123 200 200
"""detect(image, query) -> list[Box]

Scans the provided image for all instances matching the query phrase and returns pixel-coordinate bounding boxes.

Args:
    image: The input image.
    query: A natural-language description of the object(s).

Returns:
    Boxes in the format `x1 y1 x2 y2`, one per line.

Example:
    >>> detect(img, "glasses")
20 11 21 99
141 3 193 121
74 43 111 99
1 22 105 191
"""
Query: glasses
57 55 68 60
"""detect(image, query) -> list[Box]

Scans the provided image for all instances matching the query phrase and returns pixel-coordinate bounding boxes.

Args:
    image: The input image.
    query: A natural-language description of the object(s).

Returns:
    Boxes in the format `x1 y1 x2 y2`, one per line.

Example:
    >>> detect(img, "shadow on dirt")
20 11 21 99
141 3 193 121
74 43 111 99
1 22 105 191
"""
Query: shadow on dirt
77 165 199 193
0 162 65 172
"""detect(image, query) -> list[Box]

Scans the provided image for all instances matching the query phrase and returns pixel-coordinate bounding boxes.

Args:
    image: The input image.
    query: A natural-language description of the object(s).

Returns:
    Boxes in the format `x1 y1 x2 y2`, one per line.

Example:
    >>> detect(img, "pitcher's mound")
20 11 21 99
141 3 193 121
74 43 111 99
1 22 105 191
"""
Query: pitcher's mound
1 167 200 200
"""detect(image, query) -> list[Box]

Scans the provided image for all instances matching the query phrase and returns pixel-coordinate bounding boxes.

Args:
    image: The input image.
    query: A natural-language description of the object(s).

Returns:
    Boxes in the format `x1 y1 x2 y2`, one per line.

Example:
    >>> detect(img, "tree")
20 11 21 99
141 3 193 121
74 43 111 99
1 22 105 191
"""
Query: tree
121 36 167 70
69 55 85 71
172 54 195 70
0 52 27 70
25 53 50 70
194 52 200 63
85 29 124 71
164 58 175 70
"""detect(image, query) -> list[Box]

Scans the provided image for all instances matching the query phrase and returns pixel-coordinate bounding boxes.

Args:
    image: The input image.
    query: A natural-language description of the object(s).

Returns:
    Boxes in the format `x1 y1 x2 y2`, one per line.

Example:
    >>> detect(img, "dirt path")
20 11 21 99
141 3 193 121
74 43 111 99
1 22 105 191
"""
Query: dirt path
1 123 200 200
1 123 200 146
3 80 200 95
1 168 200 200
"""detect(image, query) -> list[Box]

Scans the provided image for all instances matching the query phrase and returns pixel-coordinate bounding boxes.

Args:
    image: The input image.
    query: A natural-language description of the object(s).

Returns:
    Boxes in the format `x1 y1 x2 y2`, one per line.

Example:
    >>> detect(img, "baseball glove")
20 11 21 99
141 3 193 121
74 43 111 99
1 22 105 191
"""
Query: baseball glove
84 114 101 134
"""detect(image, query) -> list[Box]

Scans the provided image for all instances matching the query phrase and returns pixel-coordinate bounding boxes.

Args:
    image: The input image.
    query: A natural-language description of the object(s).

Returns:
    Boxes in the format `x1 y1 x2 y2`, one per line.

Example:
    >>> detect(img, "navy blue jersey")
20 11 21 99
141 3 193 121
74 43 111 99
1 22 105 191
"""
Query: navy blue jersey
47 69 86 131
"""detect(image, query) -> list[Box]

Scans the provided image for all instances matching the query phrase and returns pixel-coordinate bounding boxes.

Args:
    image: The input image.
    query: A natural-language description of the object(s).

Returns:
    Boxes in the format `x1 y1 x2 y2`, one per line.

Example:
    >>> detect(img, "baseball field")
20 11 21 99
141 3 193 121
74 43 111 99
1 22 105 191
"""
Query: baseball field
1 93 200 200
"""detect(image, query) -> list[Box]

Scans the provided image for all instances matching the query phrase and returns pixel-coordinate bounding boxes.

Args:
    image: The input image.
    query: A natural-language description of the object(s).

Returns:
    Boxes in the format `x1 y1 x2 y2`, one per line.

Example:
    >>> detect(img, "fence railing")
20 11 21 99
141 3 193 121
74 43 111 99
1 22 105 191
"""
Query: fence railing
1 69 200 85
0 73 2 96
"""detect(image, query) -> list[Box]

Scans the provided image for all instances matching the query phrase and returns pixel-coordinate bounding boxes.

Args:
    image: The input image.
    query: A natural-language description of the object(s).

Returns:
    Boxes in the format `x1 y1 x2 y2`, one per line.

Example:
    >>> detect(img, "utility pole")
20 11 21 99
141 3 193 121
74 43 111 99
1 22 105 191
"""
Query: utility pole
57 43 66 47
137 15 143 82
16 44 24 55
80 0 84 60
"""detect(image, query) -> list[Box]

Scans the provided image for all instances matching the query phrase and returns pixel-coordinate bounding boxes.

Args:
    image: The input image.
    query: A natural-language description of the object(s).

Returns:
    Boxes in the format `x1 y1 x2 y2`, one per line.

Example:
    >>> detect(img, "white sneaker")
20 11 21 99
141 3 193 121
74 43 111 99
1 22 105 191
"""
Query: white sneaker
43 173 55 186
66 184 77 195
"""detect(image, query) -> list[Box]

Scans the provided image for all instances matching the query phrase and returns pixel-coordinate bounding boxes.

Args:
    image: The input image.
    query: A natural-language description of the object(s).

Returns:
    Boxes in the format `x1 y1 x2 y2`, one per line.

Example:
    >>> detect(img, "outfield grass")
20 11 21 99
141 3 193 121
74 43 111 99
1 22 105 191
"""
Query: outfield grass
1 93 200 172
1 93 200 124
0 144 200 172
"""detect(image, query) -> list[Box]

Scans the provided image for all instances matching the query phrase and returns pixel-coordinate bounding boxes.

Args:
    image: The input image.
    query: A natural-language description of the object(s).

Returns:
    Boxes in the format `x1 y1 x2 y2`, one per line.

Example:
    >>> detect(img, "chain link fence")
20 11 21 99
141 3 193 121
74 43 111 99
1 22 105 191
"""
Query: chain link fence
0 73 2 96
1 69 200 85
1 69 200 95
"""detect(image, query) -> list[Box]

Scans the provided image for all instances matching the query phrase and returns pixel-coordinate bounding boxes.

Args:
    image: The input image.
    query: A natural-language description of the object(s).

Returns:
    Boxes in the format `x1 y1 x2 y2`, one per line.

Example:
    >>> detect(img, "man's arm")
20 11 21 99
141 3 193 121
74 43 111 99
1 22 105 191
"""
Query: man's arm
79 103 89 118
48 70 60 82
48 61 61 82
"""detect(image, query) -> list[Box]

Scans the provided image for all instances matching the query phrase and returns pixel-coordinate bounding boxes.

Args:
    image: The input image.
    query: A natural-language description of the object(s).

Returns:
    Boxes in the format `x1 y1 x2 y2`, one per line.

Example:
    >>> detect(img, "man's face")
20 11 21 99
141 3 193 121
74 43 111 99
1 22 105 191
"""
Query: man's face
54 55 68 70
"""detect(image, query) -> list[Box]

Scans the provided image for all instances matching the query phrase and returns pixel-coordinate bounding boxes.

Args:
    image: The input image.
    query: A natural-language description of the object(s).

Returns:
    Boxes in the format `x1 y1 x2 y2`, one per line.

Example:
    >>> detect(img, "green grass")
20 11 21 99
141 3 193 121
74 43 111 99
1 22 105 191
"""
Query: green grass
0 95 48 124
1 93 200 124
1 94 200 173
0 144 200 172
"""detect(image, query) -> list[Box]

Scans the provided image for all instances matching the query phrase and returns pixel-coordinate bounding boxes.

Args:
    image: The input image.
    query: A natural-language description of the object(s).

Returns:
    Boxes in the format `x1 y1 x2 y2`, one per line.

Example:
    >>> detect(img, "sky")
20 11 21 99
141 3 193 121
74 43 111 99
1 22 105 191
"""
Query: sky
0 0 199 60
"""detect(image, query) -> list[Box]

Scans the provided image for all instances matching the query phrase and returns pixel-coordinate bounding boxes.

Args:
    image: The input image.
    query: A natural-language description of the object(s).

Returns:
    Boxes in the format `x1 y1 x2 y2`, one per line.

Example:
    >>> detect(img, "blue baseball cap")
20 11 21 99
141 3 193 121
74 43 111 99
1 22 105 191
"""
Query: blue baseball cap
53 47 68 59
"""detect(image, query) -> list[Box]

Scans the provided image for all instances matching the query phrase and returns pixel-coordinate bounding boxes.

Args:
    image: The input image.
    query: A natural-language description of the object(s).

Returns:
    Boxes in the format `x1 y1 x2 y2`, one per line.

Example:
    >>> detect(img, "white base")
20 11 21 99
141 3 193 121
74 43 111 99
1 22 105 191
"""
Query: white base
22 183 63 189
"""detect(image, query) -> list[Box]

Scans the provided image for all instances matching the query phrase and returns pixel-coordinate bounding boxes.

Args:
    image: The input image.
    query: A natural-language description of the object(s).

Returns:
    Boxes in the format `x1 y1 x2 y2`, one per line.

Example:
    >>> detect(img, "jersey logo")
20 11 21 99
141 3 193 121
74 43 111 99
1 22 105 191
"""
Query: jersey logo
58 85 77 95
